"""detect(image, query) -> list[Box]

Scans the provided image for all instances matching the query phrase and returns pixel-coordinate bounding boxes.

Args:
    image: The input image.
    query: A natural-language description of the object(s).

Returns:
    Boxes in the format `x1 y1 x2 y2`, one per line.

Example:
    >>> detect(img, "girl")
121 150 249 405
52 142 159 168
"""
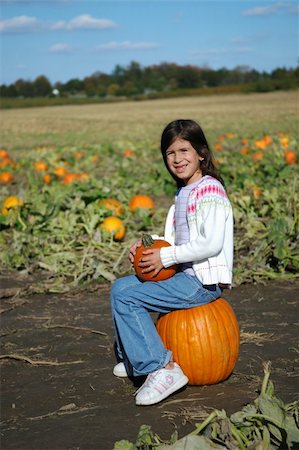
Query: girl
110 119 233 406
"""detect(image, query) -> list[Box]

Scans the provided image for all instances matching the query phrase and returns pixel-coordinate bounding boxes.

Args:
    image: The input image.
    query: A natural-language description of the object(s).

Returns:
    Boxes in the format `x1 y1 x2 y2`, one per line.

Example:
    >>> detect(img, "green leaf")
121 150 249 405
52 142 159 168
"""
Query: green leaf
285 414 299 447
231 404 258 426
113 440 136 450
257 394 285 427
135 424 155 447
161 435 227 449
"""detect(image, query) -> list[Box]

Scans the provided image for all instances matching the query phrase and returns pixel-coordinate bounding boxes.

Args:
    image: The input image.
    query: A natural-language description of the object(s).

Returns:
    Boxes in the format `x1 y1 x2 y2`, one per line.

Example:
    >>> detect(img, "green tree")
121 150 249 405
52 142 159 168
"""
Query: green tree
32 75 52 97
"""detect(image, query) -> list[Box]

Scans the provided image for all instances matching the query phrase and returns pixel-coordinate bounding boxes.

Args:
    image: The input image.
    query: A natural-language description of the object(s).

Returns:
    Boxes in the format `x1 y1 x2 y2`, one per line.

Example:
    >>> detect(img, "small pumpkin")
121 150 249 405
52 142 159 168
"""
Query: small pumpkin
0 150 9 159
134 234 177 282
252 151 264 162
34 161 48 172
0 171 14 184
156 298 240 385
53 166 68 178
61 173 79 184
129 195 155 213
240 146 250 155
43 173 51 185
99 216 126 241
284 150 297 165
98 198 124 216
123 148 135 158
3 196 24 209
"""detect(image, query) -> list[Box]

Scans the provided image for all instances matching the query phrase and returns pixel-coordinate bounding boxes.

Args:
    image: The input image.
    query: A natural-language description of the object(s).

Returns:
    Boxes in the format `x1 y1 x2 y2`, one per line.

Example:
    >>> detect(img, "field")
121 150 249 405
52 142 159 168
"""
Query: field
1 91 299 149
1 91 298 289
1 91 299 449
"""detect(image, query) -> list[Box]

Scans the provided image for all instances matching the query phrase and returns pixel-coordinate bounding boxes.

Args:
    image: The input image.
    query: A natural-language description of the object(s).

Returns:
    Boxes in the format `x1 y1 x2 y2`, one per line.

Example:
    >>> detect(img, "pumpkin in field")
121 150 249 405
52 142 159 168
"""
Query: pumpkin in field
252 151 264 162
61 173 79 184
0 171 14 184
0 150 9 159
99 216 126 241
34 161 48 172
43 173 51 185
129 195 155 213
134 234 177 282
123 148 135 158
284 150 297 165
98 198 124 216
53 166 68 178
2 195 24 215
156 298 240 385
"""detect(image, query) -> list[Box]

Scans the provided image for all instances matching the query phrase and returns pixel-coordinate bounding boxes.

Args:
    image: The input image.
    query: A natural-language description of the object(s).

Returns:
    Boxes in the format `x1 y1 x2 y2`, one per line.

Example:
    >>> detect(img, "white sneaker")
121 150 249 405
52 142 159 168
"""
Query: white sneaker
113 362 128 378
135 363 188 406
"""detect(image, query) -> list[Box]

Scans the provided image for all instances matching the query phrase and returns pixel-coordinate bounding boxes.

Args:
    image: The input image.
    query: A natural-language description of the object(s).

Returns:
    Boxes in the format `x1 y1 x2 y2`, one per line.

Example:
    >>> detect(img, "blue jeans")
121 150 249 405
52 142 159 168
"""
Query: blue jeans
110 272 221 377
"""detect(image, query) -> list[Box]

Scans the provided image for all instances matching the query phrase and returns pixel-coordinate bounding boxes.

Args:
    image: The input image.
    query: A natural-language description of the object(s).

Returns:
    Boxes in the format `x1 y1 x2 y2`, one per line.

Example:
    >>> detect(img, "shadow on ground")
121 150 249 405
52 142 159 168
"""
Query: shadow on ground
1 274 298 450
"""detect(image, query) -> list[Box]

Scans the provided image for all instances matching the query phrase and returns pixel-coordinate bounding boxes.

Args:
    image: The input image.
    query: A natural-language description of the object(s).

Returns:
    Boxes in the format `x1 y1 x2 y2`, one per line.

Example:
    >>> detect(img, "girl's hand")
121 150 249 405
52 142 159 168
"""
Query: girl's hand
137 248 163 278
129 239 142 265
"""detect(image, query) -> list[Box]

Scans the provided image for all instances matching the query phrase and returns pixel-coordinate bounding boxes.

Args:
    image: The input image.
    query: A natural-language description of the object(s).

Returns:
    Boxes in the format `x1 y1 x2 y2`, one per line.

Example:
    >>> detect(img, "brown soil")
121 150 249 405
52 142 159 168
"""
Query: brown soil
1 274 298 450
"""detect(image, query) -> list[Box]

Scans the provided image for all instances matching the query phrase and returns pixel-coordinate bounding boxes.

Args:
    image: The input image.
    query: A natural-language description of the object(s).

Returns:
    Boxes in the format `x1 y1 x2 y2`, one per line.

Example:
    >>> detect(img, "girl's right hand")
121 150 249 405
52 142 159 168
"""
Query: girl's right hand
129 239 142 265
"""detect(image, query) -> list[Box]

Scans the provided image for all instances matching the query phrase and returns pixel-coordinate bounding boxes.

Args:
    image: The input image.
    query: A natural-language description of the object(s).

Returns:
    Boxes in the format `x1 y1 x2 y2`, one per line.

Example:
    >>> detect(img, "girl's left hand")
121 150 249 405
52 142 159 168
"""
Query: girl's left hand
138 248 163 278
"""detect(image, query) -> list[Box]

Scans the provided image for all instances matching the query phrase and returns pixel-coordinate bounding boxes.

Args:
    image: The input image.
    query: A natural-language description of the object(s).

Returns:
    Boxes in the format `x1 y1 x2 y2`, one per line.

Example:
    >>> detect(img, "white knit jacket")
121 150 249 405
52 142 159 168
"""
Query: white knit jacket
158 175 234 286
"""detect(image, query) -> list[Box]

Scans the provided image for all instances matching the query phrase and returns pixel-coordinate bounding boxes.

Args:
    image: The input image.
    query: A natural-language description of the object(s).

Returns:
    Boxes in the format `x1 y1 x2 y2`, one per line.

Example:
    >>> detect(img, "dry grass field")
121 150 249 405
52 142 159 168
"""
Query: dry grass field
1 91 298 150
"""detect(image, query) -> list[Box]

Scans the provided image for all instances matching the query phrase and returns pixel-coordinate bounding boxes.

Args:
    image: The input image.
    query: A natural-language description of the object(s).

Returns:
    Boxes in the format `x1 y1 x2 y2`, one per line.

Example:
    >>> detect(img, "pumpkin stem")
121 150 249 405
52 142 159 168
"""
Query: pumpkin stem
141 234 154 247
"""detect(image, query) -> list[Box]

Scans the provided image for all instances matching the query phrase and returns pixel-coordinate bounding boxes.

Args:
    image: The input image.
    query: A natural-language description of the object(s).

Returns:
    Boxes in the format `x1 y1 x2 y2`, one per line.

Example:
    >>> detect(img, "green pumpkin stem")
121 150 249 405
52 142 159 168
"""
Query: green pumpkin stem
142 234 154 247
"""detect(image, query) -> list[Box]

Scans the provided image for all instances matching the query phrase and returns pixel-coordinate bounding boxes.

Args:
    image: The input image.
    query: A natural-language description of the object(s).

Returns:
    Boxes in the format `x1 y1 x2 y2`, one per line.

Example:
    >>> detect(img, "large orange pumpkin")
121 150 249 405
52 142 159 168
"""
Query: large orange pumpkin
134 235 177 282
156 298 240 385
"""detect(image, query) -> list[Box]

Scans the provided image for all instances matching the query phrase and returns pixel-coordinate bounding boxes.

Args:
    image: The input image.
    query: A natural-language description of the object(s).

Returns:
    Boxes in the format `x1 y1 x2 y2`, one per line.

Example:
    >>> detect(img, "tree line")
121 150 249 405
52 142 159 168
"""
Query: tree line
1 62 298 99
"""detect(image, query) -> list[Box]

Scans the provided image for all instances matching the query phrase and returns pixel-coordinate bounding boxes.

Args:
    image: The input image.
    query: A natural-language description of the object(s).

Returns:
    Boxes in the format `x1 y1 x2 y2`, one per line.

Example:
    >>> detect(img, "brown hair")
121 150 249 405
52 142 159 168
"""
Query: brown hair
161 119 224 187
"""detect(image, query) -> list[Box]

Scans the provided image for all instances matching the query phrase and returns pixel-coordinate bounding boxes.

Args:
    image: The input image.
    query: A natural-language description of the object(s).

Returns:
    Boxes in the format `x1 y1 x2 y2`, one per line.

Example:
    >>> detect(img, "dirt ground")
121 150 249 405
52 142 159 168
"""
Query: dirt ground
0 274 298 450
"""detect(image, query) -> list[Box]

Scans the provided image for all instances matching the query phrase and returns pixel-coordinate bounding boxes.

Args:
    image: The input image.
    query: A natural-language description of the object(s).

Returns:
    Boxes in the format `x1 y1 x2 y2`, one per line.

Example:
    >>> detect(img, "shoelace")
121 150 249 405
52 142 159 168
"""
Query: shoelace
134 368 174 396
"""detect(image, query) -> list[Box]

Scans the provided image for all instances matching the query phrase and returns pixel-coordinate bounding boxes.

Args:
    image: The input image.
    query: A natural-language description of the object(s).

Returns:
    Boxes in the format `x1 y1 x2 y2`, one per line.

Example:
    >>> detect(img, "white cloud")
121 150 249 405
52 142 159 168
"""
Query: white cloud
65 15 117 30
243 2 299 16
49 43 72 53
96 41 159 51
0 15 44 32
0 14 117 32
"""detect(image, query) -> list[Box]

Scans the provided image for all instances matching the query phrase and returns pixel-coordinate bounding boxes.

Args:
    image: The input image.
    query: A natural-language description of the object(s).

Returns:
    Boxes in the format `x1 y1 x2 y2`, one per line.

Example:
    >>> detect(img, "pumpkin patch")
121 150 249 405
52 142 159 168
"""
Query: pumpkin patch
0 96 298 290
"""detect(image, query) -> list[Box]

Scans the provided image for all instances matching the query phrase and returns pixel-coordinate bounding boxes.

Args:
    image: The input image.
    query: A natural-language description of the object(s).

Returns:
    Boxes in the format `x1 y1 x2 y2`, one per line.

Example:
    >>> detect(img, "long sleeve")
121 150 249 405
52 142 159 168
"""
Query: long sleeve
159 176 234 285
160 199 228 267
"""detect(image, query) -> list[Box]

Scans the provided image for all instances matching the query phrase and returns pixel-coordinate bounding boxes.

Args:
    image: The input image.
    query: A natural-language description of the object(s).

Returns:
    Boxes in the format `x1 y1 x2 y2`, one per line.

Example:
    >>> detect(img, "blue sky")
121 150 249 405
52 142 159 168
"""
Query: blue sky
1 0 298 85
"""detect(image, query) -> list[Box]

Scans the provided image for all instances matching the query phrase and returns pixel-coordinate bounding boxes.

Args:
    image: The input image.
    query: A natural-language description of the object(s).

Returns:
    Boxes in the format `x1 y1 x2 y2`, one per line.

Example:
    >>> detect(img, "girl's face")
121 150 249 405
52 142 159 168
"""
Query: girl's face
165 137 203 185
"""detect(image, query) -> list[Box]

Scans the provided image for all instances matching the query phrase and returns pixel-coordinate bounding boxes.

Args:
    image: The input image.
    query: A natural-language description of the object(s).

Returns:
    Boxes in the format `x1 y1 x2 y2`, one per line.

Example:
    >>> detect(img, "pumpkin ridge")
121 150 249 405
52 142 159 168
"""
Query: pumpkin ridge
213 299 232 381
214 298 240 380
194 306 207 384
186 308 196 384
201 304 214 384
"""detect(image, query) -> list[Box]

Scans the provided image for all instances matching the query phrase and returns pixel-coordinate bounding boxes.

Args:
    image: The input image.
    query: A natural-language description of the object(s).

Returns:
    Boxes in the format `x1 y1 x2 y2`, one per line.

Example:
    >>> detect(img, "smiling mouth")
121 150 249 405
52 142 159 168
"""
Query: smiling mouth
174 165 187 173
